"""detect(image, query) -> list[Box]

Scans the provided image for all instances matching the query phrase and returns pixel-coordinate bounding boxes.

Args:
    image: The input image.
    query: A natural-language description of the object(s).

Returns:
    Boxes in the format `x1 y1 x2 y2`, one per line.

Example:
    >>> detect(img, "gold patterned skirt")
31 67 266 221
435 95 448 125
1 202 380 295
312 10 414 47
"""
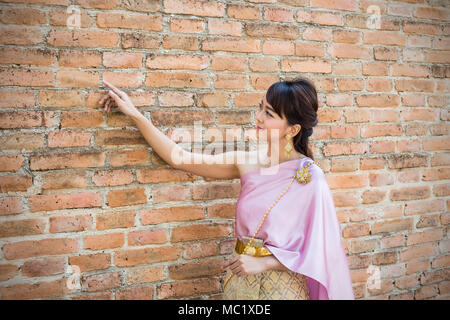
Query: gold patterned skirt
222 238 310 300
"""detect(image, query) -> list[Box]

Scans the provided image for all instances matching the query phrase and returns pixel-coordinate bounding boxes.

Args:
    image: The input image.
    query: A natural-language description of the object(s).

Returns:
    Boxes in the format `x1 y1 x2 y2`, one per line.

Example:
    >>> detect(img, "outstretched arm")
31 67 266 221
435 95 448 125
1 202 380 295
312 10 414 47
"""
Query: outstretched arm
100 80 183 169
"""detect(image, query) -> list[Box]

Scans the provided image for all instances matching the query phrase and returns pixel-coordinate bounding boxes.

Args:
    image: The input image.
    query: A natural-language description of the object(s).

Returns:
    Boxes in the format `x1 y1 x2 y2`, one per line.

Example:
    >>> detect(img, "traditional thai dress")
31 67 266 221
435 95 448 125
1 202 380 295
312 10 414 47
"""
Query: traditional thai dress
222 157 355 300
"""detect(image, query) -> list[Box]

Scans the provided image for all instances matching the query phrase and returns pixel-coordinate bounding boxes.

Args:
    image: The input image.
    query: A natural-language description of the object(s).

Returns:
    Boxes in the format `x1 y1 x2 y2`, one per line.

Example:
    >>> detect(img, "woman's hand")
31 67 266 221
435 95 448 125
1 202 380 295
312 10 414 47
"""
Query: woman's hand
99 80 143 120
221 254 269 277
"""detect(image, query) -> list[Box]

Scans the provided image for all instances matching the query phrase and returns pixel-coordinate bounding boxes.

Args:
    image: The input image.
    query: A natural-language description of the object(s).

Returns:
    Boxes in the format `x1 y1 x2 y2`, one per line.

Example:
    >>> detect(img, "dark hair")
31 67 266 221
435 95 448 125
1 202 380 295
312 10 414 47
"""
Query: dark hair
265 77 319 160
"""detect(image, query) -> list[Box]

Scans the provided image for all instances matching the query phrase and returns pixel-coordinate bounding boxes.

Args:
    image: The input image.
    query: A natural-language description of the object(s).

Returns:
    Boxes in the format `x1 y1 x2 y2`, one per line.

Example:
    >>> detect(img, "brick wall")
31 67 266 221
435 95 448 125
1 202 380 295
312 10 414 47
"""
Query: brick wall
0 0 448 300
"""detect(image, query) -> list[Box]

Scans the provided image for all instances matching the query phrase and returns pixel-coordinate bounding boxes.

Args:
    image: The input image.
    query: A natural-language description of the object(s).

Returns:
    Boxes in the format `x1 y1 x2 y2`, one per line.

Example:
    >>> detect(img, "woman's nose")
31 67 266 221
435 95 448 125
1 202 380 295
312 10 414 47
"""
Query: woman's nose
255 108 263 122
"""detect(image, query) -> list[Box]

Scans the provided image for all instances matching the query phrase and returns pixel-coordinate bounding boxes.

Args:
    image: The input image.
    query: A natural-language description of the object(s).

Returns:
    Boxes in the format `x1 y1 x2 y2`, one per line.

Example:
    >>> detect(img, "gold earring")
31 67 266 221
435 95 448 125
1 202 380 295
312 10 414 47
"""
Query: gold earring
284 133 293 159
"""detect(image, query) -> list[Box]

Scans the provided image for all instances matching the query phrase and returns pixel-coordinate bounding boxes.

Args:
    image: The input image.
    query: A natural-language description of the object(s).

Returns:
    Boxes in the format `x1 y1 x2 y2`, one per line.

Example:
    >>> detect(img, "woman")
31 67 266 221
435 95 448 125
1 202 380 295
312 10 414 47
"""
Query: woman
99 77 355 300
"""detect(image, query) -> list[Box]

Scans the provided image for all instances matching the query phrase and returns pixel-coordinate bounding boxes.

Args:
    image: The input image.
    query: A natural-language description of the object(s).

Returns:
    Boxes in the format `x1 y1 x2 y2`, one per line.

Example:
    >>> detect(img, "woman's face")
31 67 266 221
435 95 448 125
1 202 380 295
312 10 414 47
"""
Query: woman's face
256 96 290 143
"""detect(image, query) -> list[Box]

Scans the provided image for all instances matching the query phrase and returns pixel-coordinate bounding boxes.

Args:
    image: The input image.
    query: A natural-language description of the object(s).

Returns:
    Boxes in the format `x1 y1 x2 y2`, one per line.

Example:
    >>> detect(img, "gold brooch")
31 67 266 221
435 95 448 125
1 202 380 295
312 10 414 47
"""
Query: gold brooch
295 161 313 184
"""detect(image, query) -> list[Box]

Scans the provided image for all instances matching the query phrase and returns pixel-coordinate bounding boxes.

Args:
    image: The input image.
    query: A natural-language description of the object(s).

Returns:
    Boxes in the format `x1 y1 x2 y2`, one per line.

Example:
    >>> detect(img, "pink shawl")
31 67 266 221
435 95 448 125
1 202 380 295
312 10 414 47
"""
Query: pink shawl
235 157 354 300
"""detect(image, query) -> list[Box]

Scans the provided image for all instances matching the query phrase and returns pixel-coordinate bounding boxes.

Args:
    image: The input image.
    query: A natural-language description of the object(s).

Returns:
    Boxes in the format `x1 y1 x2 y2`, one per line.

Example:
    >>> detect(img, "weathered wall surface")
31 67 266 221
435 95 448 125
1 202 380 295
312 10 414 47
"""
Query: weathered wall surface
0 0 448 300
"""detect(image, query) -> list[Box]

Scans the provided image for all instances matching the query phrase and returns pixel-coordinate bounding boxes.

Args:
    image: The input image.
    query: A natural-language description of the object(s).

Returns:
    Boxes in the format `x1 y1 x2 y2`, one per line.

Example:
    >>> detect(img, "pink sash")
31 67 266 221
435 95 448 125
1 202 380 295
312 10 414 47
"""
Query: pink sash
235 157 355 300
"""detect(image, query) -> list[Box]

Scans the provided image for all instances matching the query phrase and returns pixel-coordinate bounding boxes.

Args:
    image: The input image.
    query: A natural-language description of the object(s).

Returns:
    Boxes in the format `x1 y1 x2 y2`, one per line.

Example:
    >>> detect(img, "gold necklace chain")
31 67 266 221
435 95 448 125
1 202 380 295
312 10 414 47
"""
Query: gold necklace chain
243 160 314 255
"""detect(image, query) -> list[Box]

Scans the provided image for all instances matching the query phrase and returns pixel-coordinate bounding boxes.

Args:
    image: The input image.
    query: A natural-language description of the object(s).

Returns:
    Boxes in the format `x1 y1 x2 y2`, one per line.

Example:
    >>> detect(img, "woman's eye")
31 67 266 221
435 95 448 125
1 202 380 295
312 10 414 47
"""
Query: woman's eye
266 111 272 117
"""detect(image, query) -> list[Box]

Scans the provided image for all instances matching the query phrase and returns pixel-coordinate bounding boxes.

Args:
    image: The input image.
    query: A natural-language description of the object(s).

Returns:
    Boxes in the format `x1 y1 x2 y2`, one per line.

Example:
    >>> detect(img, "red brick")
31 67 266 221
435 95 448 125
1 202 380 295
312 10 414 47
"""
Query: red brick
390 186 430 201
96 210 135 230
157 277 220 299
302 27 331 41
296 10 344 26
77 0 119 9
0 68 54 87
106 188 147 207
49 8 92 28
356 94 400 107
92 169 133 186
263 7 294 22
400 243 439 262
0 278 70 299
126 266 164 284
46 29 119 48
328 43 372 59
22 257 65 277
342 223 371 238
29 192 102 212
227 3 259 20
102 71 143 88
192 182 241 200
114 246 180 267
407 229 444 246
42 170 86 190
60 111 103 128
49 215 92 233
0 111 42 129
59 50 101 68
0 197 22 216
141 206 204 225
208 19 242 36
121 33 160 49
0 48 57 66
103 52 143 68
170 17 205 33
414 7 450 21
56 70 99 88
311 0 357 11
109 148 149 167
81 272 122 292
48 130 91 148
363 31 406 46
38 90 84 108
0 89 35 108
202 37 260 53
395 79 435 92
162 34 200 50
146 53 209 70
30 151 106 170
0 218 45 238
97 12 162 31
83 232 124 250
0 155 24 172
414 285 437 300
169 257 225 280
0 26 43 46
116 286 154 300
69 253 111 273
146 72 209 88
0 7 46 25
163 0 224 17
128 228 168 246
171 223 232 242
0 175 33 192
150 109 214 126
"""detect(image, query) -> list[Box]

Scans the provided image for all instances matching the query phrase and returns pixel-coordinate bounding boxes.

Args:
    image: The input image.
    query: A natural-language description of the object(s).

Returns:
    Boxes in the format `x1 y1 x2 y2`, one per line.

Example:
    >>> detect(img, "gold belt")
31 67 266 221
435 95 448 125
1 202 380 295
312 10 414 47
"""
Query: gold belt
235 238 272 257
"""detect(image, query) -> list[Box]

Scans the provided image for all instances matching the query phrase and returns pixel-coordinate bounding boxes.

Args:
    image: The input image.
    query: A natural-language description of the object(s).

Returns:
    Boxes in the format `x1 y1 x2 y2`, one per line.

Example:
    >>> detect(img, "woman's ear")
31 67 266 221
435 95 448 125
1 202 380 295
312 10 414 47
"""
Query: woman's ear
290 124 301 139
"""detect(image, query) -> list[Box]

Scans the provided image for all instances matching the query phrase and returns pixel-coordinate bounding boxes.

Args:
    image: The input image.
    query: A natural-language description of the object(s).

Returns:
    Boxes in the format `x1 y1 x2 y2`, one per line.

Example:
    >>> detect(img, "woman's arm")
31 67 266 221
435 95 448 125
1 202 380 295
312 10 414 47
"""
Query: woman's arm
130 112 186 169
262 255 290 272
99 80 242 179
222 254 290 276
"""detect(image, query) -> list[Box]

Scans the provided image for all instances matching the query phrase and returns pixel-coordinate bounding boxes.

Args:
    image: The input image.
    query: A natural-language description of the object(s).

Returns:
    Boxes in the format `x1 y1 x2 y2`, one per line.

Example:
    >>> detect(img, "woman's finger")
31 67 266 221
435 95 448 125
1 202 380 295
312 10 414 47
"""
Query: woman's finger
105 99 110 112
99 94 109 105
103 80 124 98
108 90 122 103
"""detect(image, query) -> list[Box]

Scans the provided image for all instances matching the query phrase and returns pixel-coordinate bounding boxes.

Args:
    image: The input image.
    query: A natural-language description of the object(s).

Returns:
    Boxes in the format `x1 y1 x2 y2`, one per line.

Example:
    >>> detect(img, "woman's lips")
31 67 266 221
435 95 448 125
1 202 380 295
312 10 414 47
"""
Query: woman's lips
256 125 263 130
